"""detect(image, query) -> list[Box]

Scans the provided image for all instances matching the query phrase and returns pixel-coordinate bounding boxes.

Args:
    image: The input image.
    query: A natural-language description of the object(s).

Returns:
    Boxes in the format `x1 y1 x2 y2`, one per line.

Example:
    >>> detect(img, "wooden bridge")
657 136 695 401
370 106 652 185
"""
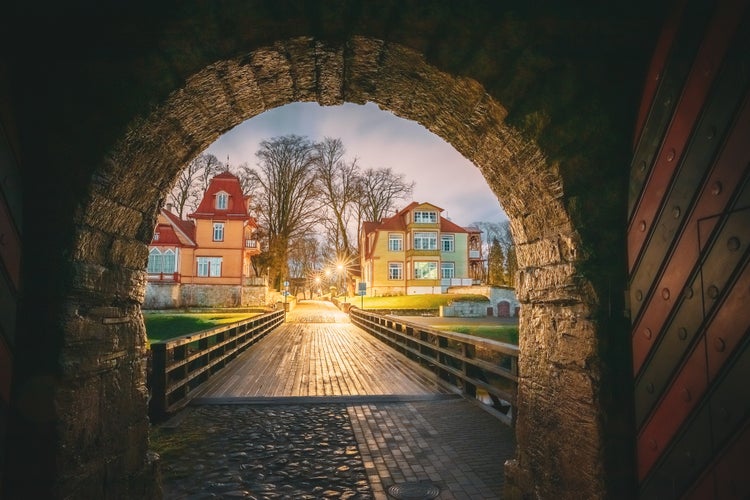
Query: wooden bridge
152 300 518 498
188 301 450 401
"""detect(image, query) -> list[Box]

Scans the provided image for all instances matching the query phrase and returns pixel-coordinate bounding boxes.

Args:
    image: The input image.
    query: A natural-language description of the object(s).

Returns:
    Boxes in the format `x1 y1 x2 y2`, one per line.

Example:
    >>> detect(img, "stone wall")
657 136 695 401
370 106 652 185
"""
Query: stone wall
448 285 520 316
241 285 268 307
439 301 490 318
144 282 181 309
2 2 663 497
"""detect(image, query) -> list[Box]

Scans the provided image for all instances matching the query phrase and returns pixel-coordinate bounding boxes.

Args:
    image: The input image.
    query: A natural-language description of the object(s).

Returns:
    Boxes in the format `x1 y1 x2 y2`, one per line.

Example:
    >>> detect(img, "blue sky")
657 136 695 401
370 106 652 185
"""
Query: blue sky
205 102 508 227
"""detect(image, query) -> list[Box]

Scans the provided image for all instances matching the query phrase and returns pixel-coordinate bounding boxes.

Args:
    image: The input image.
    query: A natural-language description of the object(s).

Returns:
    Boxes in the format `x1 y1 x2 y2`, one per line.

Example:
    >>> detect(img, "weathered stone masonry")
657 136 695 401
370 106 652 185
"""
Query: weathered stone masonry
3 2 666 498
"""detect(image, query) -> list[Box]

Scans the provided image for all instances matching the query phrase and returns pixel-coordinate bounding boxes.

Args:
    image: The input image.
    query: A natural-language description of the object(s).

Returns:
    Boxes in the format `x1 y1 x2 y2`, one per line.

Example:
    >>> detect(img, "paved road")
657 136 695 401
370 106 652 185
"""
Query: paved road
151 300 516 499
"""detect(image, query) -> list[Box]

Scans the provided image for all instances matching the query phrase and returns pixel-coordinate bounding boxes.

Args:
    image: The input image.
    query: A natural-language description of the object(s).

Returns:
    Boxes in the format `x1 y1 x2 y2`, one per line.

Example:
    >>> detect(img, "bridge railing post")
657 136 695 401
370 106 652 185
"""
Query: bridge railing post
149 342 167 420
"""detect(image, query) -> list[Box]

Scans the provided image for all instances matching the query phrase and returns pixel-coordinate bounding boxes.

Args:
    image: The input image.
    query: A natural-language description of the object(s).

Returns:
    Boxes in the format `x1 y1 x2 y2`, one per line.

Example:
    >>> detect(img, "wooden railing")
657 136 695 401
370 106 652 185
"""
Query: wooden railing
148 309 285 421
349 307 519 426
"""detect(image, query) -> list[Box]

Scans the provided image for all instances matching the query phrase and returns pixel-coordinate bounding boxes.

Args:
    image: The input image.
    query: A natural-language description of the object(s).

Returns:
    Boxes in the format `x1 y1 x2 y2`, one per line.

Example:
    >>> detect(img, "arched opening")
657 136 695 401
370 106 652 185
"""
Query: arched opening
6 0 664 494
44 36 617 497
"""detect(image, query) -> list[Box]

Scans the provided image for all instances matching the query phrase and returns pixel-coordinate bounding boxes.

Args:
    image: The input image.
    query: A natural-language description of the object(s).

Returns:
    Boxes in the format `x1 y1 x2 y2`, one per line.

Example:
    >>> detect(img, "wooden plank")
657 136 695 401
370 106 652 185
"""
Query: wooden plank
191 301 448 401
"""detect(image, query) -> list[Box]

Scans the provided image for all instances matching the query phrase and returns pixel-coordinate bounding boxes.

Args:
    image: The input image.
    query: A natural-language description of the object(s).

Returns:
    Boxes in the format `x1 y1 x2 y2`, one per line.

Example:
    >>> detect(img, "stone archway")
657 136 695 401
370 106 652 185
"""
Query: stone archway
4 1 665 496
58 36 611 498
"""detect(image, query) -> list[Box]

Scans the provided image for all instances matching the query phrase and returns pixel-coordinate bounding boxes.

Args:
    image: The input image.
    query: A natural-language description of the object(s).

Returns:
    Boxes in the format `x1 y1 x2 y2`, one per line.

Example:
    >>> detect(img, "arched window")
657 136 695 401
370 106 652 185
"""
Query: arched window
163 249 176 273
216 192 228 209
148 248 162 274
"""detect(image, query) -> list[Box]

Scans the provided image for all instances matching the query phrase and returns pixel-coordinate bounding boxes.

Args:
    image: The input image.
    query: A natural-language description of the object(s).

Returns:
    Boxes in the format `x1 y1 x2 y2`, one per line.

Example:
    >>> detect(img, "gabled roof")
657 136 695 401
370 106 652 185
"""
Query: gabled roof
151 208 196 247
439 217 469 234
190 171 250 220
360 201 471 259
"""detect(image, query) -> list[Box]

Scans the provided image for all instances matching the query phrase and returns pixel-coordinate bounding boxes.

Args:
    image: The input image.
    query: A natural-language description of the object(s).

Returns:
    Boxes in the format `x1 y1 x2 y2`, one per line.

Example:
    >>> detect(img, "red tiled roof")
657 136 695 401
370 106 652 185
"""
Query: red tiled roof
439 217 469 234
190 171 249 220
154 208 196 247
360 201 471 259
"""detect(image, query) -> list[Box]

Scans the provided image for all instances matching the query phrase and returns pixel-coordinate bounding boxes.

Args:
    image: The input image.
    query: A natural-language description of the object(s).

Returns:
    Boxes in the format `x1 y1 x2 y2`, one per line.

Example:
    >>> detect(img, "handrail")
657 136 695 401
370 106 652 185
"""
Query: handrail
349 307 519 426
148 309 285 421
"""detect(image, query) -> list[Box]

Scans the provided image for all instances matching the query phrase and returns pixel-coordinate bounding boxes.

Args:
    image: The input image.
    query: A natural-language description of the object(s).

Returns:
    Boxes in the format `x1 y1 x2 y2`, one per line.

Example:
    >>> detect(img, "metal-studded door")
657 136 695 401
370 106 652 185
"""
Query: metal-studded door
628 0 750 498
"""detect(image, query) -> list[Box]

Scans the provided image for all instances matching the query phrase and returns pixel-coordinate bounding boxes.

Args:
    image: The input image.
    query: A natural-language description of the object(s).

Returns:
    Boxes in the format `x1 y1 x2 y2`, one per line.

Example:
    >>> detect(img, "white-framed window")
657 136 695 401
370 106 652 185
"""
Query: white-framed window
414 232 437 250
148 248 177 274
153 231 160 241
216 192 228 209
197 257 222 277
441 262 455 279
388 233 403 252
388 262 403 280
213 222 224 241
163 249 176 273
414 210 437 223
148 248 162 274
414 261 438 279
441 234 454 252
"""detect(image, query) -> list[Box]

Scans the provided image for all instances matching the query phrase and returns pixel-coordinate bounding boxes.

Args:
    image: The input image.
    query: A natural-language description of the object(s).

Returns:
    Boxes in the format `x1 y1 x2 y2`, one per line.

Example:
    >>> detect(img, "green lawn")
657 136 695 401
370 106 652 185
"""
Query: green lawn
144 312 258 343
432 325 519 344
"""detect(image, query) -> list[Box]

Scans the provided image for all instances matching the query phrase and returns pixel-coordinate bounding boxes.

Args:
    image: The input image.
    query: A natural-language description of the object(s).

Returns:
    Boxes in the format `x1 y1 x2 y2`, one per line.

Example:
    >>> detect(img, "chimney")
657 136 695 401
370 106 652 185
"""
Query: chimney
165 203 173 213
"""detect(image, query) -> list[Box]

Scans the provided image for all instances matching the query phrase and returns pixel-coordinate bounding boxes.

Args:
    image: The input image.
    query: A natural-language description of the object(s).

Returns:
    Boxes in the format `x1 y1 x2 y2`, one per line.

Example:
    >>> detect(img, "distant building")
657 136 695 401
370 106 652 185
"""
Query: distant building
359 201 483 296
144 171 265 308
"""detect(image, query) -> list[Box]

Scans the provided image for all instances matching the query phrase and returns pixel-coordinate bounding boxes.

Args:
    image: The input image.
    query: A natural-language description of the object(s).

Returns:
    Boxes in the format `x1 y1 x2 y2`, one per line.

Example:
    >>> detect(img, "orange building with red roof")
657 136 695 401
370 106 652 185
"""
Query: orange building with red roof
145 171 263 308
359 201 483 296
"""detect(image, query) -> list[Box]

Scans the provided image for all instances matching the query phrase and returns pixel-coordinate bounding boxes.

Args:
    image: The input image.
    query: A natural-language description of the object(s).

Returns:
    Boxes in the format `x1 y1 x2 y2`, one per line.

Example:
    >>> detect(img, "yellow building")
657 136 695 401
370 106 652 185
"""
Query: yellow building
145 171 263 308
359 202 482 296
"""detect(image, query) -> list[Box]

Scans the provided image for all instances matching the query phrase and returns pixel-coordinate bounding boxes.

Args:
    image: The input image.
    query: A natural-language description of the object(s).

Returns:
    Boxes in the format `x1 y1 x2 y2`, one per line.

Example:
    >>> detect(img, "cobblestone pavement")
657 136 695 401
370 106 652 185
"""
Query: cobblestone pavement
151 398 516 500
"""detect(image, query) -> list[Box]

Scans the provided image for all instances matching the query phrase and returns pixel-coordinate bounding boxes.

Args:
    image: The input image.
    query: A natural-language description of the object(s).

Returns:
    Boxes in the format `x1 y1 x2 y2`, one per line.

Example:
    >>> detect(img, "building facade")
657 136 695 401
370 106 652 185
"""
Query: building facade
145 171 264 308
359 202 481 296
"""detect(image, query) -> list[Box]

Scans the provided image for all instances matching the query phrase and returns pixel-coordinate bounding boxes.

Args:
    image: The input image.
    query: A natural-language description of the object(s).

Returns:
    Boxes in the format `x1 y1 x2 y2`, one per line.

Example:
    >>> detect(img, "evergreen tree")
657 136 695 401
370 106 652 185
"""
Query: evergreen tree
487 237 506 285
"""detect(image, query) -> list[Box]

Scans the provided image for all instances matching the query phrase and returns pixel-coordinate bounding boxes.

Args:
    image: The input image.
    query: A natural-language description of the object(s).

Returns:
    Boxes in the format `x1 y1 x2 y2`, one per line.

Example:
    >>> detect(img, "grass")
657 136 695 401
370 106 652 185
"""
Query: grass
433 325 519 344
144 312 258 343
350 293 489 310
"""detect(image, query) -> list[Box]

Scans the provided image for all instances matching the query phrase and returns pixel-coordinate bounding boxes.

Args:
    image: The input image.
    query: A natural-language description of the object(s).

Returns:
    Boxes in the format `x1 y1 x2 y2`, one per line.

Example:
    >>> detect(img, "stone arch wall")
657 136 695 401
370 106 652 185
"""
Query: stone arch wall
4 2 664 498
69 36 606 499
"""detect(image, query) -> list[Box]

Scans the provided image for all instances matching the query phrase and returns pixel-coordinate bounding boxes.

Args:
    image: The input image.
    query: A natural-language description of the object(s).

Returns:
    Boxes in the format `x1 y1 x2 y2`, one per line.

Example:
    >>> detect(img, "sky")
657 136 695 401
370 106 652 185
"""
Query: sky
205 101 508 227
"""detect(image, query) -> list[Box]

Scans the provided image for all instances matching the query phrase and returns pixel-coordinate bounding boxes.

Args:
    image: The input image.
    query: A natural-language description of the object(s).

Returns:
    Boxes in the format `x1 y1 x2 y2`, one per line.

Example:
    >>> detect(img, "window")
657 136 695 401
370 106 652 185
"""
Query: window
153 232 160 241
197 257 222 277
414 261 438 279
414 232 437 250
441 262 455 279
213 222 224 241
148 248 162 274
216 192 228 209
148 248 177 274
414 210 437 223
388 262 403 280
388 233 403 252
441 234 454 252
163 249 176 273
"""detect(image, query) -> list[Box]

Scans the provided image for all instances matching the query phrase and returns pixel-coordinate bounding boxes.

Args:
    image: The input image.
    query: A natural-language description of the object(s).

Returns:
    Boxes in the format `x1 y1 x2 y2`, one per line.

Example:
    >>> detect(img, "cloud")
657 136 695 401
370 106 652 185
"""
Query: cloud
205 102 508 226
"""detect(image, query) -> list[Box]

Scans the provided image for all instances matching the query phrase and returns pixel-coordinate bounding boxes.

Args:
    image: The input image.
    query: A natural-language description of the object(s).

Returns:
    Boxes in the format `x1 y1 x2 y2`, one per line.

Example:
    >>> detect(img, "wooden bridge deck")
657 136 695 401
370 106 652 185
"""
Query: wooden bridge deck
190 300 450 401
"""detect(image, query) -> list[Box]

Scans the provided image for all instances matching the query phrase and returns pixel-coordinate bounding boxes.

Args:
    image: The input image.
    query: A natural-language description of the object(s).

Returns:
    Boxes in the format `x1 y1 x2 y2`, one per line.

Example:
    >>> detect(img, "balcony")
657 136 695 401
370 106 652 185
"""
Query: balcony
441 278 473 287
148 272 180 283
245 239 259 249
243 276 267 286
469 250 481 259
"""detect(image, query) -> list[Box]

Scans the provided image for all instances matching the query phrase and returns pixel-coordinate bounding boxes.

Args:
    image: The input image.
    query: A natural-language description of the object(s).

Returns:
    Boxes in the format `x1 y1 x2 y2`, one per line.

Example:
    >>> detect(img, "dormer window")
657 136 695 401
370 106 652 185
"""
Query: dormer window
414 210 437 223
216 192 228 210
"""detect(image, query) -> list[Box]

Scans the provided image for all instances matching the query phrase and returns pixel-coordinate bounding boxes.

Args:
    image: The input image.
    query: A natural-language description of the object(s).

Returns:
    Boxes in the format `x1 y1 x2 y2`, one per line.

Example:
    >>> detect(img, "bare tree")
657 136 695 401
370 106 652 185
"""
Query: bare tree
313 137 361 258
166 153 224 217
246 135 321 290
472 220 516 286
288 236 323 298
356 167 415 223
